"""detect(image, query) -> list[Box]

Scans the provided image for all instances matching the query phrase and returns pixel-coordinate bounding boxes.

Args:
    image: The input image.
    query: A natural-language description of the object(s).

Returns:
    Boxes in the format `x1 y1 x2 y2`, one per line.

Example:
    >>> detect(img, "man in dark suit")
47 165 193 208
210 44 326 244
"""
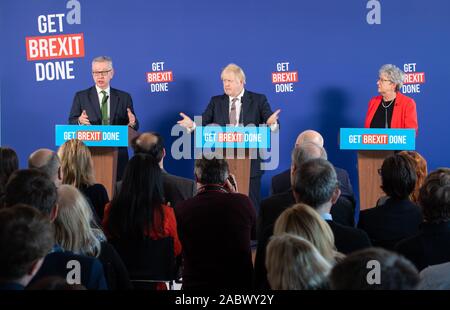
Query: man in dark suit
131 132 196 207
175 158 256 290
271 129 356 227
254 158 370 289
0 205 53 290
68 56 139 180
177 63 280 213
4 169 107 289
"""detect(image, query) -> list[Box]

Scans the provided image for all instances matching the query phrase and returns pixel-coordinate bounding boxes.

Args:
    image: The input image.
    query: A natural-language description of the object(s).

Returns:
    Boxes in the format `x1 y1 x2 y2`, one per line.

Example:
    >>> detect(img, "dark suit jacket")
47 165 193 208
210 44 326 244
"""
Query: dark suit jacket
257 190 295 240
201 90 274 177
270 168 356 227
358 198 422 250
162 170 196 208
115 170 196 207
174 189 256 290
69 86 139 129
396 222 450 271
68 86 139 180
326 220 371 254
30 249 107 290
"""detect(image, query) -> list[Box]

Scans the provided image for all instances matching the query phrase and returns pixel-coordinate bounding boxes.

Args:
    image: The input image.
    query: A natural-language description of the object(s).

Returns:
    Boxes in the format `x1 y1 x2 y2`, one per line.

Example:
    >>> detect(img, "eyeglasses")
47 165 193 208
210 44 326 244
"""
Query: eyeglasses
377 77 392 83
92 70 112 77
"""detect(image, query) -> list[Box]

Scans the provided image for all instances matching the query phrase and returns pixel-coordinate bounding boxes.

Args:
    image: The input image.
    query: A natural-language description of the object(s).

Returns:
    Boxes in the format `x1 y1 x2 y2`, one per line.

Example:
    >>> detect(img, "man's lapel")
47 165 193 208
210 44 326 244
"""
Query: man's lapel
88 87 102 121
240 90 252 125
109 88 119 125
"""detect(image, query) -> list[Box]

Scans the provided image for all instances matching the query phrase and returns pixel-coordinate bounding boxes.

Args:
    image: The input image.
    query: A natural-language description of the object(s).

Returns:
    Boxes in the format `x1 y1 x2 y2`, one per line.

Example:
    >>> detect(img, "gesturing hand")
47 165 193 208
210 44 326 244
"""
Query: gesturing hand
79 110 91 125
266 109 281 126
177 112 194 129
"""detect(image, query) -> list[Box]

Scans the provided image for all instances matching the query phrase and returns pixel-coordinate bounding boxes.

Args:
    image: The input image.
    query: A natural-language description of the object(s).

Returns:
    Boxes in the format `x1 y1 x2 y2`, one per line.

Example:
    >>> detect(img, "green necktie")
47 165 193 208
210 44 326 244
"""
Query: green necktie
100 90 108 125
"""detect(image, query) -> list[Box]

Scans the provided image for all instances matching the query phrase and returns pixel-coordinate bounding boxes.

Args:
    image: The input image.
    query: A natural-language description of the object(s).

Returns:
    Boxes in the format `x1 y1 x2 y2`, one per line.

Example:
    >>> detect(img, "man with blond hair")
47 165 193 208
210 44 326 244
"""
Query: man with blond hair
178 63 280 212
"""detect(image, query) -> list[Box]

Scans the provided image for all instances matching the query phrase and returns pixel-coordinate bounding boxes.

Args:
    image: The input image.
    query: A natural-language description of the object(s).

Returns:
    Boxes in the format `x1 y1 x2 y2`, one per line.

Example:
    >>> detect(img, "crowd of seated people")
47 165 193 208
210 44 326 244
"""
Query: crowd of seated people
0 130 449 291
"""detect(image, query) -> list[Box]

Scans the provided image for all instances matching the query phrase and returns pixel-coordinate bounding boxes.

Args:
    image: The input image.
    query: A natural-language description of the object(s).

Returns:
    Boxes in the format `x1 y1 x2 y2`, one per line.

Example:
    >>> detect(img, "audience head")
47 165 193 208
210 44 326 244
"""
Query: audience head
295 130 324 148
0 204 54 287
109 153 164 239
274 203 338 263
293 158 340 210
132 132 165 163
58 139 95 188
194 157 229 186
380 154 416 200
398 151 428 204
54 185 102 257
4 169 57 218
419 168 450 224
330 247 419 290
266 233 331 290
0 147 19 194
290 142 327 186
28 149 61 187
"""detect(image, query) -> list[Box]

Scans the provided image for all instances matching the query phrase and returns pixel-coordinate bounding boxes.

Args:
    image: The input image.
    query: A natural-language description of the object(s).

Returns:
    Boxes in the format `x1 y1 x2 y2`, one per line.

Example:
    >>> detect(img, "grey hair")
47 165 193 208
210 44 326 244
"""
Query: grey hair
28 152 60 181
92 56 113 69
293 158 338 208
379 64 405 91
194 158 229 185
291 142 328 168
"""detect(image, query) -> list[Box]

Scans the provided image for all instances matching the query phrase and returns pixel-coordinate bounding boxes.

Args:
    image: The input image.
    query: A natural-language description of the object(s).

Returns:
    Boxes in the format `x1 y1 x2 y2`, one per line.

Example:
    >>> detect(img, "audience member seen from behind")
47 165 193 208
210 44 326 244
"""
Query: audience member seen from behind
58 139 109 222
103 154 182 289
273 203 343 264
266 234 331 290
175 157 256 290
358 154 422 250
3 169 107 290
398 150 427 204
54 184 132 290
28 149 62 188
396 168 450 271
0 204 54 290
330 247 419 290
0 147 19 200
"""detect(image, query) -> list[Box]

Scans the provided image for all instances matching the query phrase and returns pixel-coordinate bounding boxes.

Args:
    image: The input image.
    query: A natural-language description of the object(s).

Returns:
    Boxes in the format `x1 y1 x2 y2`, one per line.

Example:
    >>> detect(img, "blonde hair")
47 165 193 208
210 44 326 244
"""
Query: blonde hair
398 151 428 204
273 203 341 263
58 139 95 188
221 63 246 84
53 185 103 257
266 233 331 290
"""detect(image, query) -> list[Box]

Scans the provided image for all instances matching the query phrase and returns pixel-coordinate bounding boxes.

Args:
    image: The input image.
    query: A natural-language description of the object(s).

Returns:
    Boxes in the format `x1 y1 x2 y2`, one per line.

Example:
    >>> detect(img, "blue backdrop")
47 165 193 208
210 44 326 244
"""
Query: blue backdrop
1 0 449 210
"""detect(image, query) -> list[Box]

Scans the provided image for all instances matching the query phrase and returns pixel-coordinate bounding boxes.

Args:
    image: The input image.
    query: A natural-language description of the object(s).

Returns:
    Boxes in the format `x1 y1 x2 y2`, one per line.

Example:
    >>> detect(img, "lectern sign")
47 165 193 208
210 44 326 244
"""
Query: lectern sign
340 128 415 150
195 126 270 149
55 125 129 147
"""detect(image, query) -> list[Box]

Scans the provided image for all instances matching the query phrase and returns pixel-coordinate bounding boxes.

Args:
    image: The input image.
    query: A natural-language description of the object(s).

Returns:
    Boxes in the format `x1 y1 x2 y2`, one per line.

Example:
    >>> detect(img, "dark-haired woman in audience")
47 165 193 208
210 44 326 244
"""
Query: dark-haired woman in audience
358 154 422 250
54 184 132 289
102 154 181 290
0 147 19 202
398 150 427 204
396 168 450 271
58 139 109 222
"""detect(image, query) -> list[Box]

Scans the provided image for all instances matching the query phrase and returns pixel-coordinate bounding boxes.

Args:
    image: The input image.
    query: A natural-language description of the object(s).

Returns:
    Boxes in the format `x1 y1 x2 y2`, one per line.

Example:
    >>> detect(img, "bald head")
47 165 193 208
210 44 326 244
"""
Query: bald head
132 132 165 164
295 130 324 147
28 149 61 184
